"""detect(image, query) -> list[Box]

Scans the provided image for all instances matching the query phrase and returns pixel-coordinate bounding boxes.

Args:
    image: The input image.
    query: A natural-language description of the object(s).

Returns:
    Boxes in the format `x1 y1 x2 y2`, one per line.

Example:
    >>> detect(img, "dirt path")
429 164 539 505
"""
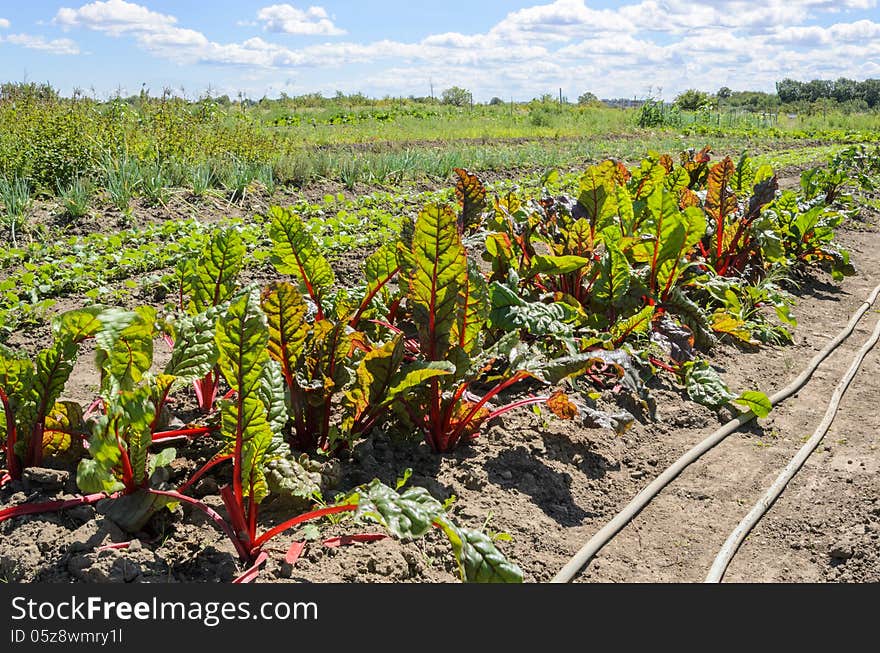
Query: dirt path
573 224 880 582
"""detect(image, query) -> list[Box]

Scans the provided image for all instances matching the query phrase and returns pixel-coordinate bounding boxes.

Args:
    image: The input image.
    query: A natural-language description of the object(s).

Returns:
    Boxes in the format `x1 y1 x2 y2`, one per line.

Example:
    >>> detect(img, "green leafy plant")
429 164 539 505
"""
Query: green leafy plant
0 308 105 481
385 203 545 452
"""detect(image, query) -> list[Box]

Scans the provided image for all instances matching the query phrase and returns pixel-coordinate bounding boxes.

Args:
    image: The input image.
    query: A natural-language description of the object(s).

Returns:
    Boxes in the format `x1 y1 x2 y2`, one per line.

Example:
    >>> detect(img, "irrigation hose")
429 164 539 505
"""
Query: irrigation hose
705 313 880 582
551 282 880 583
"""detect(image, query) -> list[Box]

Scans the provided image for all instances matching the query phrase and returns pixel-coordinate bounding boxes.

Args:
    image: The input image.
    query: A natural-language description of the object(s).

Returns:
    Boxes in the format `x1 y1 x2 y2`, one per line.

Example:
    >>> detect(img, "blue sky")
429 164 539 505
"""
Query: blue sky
1 1 879 101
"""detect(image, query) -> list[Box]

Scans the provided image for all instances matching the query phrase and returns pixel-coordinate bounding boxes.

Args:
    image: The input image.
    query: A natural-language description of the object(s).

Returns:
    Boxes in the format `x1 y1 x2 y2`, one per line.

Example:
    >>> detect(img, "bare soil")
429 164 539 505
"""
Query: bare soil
2 169 879 584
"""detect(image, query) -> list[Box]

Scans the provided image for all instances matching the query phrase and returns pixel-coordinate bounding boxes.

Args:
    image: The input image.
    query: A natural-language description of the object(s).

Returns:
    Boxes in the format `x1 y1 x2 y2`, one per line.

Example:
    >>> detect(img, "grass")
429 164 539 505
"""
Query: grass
58 177 93 220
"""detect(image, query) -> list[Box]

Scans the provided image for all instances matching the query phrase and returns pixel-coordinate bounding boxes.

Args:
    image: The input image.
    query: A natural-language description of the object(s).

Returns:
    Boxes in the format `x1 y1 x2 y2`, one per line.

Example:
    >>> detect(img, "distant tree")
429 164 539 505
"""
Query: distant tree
674 89 713 111
861 79 880 108
717 87 732 100
489 96 504 105
776 78 803 103
803 79 833 102
578 91 599 105
441 86 473 107
832 77 860 103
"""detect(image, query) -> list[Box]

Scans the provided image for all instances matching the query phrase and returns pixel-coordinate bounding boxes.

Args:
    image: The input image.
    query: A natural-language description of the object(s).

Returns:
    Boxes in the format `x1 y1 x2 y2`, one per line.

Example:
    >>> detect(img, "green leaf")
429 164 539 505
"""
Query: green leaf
342 337 405 432
258 359 290 440
355 479 444 539
216 293 269 398
220 396 274 503
95 306 156 390
453 260 489 354
42 401 85 457
592 243 631 307
684 360 735 408
52 306 105 343
610 305 655 341
265 455 321 503
388 361 455 398
488 282 578 336
454 168 487 233
526 254 591 280
527 353 609 385
261 281 309 385
268 207 335 309
186 228 245 314
76 458 125 495
164 311 218 382
410 204 467 360
215 292 275 504
438 519 524 583
115 386 155 484
734 391 772 418
363 244 401 304
148 447 177 477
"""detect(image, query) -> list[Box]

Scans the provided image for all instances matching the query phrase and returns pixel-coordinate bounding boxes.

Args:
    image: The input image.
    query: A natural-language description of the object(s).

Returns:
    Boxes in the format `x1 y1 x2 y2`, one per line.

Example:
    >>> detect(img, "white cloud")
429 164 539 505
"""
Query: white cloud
47 0 880 100
0 18 10 30
0 33 80 55
55 0 176 35
256 4 345 36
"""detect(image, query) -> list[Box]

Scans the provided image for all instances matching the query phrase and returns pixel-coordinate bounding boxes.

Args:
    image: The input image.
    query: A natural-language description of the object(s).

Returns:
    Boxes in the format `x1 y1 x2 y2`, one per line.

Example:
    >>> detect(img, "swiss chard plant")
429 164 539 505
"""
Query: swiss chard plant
383 203 546 453
262 206 405 453
0 308 106 483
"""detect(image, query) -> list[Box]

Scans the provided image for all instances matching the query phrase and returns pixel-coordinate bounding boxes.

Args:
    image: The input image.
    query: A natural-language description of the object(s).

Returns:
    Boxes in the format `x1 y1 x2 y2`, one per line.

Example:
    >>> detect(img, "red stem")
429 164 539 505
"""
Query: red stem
0 492 117 525
486 395 549 420
177 453 232 494
648 355 681 375
252 504 356 549
150 488 250 561
447 372 529 449
232 551 268 584
0 387 20 480
113 422 137 492
221 485 251 553
151 426 215 443
349 265 401 329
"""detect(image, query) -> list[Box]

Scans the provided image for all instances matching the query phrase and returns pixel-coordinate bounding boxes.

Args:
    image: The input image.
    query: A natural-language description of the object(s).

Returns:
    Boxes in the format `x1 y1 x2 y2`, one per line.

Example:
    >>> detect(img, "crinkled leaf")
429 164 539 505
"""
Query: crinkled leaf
52 306 105 344
610 305 655 342
96 306 156 390
220 395 274 503
488 282 578 337
164 311 219 382
650 314 695 363
453 260 489 354
592 243 631 307
437 519 524 583
42 401 85 457
265 455 321 503
526 254 591 280
354 479 445 539
454 168 487 233
148 447 177 477
684 360 735 408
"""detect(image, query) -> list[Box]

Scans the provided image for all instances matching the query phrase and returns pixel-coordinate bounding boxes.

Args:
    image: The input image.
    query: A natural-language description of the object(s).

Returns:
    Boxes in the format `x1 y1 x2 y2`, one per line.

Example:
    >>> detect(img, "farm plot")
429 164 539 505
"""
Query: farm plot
1 143 879 583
